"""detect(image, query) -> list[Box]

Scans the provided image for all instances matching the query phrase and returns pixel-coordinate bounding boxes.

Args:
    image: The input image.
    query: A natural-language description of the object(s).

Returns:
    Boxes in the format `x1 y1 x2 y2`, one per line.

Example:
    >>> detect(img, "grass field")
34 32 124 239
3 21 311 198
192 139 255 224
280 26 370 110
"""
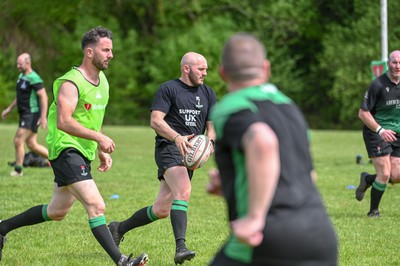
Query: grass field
1 124 400 265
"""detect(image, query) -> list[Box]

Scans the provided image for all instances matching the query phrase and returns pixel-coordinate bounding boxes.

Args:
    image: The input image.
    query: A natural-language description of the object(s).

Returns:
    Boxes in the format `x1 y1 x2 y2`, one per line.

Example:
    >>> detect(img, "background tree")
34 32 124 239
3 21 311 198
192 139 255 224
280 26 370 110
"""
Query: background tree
1 0 399 129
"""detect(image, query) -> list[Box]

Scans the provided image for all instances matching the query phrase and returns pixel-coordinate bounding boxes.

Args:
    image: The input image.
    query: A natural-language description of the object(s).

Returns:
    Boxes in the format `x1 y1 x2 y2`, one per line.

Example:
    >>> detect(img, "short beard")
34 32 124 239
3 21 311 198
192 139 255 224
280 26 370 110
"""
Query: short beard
188 69 202 86
93 54 108 71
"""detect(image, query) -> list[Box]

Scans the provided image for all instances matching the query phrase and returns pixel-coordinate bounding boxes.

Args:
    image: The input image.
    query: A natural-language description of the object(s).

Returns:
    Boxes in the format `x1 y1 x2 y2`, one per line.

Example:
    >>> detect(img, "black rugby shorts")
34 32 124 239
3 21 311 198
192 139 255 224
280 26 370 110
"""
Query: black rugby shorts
19 113 40 133
363 129 400 157
155 141 193 180
50 148 93 187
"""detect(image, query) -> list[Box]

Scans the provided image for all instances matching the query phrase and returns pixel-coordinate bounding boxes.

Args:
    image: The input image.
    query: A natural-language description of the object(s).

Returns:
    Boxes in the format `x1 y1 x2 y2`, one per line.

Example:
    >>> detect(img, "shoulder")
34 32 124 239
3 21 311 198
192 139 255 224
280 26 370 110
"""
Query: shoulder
200 83 216 95
157 79 176 91
201 83 214 91
372 74 390 87
211 84 290 127
57 68 82 81
156 79 182 95
27 71 43 84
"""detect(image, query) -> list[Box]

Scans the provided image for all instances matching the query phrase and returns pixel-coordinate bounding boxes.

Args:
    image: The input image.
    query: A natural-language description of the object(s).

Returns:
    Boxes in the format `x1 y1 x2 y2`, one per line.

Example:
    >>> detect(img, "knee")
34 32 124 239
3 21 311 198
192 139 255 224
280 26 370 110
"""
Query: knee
14 137 24 147
89 201 106 217
47 209 68 221
377 171 391 183
152 205 170 219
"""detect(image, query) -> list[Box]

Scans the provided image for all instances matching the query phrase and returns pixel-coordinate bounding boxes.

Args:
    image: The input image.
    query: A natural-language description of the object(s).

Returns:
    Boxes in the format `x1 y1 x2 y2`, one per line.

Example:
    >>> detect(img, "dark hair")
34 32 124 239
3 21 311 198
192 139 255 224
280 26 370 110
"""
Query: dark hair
81 26 112 50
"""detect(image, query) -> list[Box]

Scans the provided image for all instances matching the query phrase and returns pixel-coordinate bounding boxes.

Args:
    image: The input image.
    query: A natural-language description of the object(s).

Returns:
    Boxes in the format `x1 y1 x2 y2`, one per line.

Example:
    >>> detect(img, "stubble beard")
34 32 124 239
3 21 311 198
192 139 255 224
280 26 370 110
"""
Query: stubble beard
188 70 203 86
93 54 109 71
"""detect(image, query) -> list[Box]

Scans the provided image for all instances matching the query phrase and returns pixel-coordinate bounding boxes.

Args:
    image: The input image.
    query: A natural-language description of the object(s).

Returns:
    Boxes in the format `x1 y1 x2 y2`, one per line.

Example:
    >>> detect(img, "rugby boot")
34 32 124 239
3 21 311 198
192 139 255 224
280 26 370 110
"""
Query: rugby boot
118 253 149 266
108 221 124 247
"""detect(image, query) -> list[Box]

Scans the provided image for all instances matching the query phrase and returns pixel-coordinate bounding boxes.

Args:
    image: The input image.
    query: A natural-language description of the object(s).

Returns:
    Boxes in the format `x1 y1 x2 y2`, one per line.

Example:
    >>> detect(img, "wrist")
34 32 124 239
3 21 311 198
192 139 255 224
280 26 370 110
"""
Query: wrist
173 134 181 142
210 139 215 147
376 126 385 136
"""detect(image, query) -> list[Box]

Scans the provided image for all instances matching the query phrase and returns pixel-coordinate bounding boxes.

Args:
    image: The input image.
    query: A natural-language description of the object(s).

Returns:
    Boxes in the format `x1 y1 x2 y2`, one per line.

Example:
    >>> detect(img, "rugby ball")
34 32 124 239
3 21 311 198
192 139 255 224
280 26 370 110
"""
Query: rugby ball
184 135 211 170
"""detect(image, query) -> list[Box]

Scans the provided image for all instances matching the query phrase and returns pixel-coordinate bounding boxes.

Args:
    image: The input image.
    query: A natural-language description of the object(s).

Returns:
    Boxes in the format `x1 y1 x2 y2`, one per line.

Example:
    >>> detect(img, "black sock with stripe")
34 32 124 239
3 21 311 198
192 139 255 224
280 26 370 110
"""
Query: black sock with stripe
89 216 121 264
370 181 387 211
170 200 189 250
119 206 159 235
0 204 51 235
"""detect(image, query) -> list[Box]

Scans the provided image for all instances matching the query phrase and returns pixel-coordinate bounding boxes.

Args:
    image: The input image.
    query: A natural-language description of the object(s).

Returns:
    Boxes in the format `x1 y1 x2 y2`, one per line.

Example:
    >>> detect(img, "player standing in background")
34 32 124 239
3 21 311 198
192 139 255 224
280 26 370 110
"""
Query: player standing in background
0 27 148 266
207 33 338 266
1 52 49 176
109 52 216 265
356 50 400 218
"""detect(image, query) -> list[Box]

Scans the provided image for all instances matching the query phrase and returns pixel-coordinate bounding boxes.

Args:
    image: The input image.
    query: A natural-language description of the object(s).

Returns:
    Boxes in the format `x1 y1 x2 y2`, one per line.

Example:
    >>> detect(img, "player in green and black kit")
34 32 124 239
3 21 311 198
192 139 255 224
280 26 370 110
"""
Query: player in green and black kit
356 50 400 218
207 33 338 266
1 53 48 176
0 27 148 266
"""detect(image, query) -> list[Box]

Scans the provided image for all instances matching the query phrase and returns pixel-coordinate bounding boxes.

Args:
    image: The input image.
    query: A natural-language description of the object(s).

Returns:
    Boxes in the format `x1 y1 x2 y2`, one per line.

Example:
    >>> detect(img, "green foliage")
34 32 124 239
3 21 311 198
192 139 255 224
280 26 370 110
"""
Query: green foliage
318 0 400 128
1 0 399 128
0 44 17 120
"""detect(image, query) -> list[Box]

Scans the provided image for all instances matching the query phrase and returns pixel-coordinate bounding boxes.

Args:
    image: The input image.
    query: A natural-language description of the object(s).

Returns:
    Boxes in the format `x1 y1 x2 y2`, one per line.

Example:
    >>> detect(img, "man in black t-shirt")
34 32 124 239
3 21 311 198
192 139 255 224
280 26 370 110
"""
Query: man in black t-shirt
109 52 216 265
356 50 400 217
207 33 338 266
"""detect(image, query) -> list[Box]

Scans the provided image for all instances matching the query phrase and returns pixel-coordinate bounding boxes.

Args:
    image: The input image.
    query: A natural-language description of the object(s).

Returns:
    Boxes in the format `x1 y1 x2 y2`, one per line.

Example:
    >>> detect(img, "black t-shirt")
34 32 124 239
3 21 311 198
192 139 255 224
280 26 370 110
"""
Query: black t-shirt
360 73 400 132
151 78 217 142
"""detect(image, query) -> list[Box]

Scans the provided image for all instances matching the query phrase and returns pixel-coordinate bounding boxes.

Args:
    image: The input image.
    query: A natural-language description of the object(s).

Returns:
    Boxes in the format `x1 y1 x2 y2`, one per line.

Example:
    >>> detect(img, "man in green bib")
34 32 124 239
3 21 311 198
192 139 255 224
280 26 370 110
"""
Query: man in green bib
0 27 148 266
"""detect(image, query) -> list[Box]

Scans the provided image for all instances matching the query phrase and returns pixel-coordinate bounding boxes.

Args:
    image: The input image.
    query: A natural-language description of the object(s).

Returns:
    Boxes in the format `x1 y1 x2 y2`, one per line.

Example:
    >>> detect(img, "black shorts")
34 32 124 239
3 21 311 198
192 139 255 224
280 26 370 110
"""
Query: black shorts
154 140 193 180
19 113 40 133
50 148 93 187
213 207 337 266
209 251 248 266
363 129 400 157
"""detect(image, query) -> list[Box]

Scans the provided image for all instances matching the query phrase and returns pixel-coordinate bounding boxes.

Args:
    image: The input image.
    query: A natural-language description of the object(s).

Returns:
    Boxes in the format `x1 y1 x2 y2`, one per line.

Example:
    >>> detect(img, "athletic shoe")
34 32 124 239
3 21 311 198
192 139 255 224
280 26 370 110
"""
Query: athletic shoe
174 247 195 265
355 172 370 201
118 253 149 266
10 170 23 177
0 221 6 261
367 209 380 218
108 221 124 247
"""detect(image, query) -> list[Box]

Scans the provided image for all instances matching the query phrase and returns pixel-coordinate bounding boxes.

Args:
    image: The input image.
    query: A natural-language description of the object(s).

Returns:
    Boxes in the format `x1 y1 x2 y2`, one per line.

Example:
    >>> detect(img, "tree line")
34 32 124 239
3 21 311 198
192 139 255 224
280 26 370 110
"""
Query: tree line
1 0 399 129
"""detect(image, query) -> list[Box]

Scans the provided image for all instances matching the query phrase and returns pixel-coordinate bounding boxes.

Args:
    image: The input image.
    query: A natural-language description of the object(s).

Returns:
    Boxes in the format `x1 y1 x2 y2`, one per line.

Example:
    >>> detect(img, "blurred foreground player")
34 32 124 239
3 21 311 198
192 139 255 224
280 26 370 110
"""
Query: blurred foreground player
207 33 338 266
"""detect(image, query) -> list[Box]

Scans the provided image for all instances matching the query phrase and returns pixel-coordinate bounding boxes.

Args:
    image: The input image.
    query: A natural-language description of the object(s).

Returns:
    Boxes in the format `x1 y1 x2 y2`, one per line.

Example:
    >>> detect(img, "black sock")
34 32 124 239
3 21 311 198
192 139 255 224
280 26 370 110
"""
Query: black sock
170 200 188 250
0 205 49 235
366 174 377 185
119 206 158 235
370 181 387 211
89 216 121 264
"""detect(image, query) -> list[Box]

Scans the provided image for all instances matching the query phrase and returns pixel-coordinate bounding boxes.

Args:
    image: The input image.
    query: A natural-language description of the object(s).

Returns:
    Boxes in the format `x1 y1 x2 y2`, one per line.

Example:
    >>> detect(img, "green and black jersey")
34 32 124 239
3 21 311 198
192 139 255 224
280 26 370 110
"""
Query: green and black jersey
211 84 317 220
46 67 109 161
361 72 400 132
16 71 44 115
211 83 336 264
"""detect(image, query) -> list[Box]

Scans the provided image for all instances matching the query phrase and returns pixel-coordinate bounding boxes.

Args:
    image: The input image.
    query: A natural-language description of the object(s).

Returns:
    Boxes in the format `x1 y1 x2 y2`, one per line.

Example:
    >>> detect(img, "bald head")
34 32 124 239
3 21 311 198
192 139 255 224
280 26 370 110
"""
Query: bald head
389 50 400 62
180 52 208 86
221 33 267 82
388 50 400 81
18 53 31 64
181 52 207 68
16 53 32 74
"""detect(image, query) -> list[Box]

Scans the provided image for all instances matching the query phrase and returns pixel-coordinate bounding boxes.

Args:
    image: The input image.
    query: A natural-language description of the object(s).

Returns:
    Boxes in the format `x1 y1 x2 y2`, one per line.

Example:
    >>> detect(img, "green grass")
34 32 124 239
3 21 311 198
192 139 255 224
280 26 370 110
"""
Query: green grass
0 125 399 265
